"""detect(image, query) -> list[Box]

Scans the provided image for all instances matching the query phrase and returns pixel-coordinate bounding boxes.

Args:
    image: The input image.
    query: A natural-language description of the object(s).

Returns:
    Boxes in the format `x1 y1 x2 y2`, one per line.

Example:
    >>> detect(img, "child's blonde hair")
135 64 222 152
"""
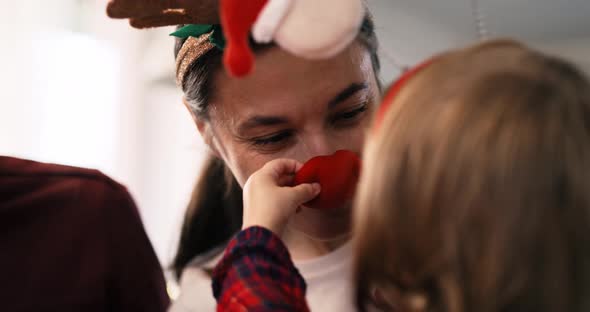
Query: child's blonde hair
353 39 590 312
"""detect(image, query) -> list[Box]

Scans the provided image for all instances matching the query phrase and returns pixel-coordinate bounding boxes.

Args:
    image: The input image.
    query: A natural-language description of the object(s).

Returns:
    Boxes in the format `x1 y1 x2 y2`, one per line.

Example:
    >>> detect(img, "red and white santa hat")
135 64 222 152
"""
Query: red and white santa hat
220 0 366 77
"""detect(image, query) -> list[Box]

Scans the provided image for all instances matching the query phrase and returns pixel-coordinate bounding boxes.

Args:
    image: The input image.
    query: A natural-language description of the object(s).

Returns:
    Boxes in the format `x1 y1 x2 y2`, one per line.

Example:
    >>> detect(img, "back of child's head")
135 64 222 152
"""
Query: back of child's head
353 39 590 312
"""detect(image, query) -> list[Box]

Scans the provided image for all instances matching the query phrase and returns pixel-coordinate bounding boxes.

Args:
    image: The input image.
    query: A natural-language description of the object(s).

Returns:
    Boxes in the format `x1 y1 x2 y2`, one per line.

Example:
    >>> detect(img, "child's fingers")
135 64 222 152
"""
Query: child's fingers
288 183 321 207
263 159 303 180
276 173 295 187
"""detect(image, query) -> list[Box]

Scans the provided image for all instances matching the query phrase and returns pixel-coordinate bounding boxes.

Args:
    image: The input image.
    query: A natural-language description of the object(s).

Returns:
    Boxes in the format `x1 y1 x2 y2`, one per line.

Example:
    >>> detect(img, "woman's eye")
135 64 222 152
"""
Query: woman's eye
332 102 369 125
251 131 293 147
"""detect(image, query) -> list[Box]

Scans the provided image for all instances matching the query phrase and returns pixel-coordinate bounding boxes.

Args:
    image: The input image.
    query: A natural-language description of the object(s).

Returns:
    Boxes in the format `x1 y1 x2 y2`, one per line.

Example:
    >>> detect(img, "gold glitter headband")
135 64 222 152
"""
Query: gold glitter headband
172 24 226 86
175 33 215 86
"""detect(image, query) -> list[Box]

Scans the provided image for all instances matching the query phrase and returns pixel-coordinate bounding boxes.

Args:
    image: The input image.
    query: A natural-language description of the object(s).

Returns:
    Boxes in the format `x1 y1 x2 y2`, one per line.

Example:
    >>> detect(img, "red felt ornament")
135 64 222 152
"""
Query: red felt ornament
220 0 268 77
294 150 361 210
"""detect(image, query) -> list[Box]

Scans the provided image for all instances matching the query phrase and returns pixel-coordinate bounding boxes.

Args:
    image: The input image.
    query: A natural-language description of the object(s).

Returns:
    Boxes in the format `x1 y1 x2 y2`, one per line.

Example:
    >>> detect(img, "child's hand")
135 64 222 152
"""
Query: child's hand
243 159 321 236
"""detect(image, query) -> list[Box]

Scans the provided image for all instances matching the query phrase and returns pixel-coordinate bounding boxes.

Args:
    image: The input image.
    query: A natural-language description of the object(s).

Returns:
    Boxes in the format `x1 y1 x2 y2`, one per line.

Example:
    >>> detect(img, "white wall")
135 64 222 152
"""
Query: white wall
0 0 144 187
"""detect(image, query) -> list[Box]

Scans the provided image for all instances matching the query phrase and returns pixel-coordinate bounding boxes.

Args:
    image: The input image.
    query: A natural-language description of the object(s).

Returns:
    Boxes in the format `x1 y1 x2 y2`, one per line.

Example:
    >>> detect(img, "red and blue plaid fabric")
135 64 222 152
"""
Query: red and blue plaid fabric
212 226 310 312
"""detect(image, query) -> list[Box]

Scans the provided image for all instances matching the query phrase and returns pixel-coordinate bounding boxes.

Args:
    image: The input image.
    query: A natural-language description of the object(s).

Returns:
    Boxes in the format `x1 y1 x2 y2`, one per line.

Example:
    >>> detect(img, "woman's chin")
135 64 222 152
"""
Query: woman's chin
301 201 352 216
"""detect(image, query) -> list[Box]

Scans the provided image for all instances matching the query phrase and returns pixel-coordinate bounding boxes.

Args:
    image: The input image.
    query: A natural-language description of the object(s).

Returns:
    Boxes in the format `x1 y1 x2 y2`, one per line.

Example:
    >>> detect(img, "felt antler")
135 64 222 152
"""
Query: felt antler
106 0 219 28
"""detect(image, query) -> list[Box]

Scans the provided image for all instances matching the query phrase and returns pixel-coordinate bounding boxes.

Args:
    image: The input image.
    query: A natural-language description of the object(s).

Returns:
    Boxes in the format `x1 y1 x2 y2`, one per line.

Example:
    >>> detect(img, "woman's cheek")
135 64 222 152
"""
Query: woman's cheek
235 150 277 185
335 124 368 155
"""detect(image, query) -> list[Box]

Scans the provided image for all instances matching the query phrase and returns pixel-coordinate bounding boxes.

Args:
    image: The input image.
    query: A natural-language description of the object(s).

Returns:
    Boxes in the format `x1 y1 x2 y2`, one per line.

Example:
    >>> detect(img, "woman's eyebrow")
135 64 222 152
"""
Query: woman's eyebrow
236 116 289 135
328 82 369 109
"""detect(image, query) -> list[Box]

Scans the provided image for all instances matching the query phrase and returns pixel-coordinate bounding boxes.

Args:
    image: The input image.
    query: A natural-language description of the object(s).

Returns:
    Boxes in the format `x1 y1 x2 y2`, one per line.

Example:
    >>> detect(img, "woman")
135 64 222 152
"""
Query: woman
170 16 382 311
213 39 590 311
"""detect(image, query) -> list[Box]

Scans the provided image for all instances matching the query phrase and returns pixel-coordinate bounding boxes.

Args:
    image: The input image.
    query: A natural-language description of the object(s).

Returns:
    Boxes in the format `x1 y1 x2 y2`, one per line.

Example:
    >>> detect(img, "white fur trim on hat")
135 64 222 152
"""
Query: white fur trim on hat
252 0 294 43
274 0 365 59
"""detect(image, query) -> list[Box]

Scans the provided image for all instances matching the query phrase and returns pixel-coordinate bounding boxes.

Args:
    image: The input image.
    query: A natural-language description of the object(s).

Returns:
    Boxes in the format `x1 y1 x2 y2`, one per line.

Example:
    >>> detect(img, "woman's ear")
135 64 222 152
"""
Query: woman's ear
196 120 221 159
182 97 199 125
183 98 221 158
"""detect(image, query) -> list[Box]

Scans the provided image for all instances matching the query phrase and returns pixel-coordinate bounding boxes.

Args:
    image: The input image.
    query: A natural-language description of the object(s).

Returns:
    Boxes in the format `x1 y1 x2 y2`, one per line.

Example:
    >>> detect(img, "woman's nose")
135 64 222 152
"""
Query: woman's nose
297 133 336 162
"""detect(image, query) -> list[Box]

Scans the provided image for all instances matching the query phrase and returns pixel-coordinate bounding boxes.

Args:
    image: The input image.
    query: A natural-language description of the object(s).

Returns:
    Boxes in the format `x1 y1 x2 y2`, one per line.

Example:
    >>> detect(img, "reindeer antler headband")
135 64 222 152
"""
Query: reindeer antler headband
106 0 220 28
107 0 367 79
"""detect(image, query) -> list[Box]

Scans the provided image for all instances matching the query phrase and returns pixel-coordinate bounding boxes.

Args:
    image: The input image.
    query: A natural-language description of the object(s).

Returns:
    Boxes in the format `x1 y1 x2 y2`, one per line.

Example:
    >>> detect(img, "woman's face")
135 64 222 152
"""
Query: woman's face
199 43 380 187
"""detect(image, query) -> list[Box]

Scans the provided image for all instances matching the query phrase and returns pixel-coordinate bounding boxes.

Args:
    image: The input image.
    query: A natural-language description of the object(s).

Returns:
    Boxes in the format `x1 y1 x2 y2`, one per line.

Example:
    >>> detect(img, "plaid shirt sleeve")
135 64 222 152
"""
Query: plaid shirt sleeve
212 226 310 312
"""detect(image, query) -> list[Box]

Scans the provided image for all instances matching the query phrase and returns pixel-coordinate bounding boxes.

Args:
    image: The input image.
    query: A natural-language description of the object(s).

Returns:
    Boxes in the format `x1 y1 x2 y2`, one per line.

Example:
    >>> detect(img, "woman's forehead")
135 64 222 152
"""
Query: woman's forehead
210 44 375 120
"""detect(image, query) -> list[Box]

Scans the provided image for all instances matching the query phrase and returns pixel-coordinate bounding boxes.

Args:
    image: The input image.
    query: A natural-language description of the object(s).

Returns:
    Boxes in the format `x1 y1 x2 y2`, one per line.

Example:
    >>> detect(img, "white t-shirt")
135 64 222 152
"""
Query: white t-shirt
169 242 358 312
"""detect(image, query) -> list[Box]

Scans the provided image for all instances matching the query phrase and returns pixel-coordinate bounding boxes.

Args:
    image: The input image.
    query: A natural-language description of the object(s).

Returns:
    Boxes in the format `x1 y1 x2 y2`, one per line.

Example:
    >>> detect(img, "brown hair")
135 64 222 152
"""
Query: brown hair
172 15 381 279
353 39 590 312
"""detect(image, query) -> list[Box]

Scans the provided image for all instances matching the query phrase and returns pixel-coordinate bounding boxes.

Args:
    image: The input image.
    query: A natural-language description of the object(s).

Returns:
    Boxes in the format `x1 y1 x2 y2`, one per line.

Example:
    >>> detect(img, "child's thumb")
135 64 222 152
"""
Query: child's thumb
289 183 321 206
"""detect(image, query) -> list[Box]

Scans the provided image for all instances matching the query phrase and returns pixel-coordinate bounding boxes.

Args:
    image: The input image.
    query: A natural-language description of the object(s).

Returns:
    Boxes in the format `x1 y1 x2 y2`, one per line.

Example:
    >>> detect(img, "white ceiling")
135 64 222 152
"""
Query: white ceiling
371 0 590 41
366 0 590 82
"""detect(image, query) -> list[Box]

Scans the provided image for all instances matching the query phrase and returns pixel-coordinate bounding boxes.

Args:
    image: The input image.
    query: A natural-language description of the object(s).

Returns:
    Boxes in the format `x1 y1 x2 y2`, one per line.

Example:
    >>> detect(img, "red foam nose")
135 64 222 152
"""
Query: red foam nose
294 150 361 210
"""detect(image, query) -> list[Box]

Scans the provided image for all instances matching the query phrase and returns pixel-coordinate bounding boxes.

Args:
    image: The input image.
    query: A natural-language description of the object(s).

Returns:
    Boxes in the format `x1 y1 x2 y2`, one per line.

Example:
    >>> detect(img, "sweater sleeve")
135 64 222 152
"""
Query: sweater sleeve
212 226 310 312
104 182 170 312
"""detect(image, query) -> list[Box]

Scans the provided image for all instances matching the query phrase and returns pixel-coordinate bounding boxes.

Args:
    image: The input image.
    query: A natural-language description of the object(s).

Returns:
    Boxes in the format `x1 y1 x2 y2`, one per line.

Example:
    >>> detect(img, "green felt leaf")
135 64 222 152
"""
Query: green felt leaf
170 24 213 39
209 25 226 50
